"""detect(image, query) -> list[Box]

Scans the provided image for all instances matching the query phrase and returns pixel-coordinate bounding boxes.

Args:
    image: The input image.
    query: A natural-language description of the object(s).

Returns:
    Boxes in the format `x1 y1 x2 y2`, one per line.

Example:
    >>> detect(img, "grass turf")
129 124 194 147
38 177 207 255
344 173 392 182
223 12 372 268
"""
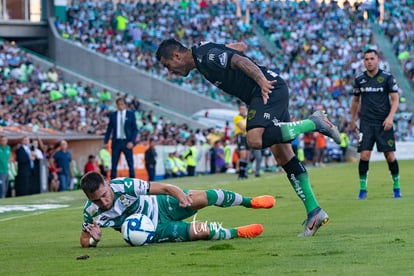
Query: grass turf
0 160 413 275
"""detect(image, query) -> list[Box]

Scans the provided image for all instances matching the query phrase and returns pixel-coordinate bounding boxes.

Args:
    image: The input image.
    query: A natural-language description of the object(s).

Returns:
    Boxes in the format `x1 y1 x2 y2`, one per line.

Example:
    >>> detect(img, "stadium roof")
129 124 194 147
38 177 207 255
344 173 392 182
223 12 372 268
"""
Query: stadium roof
0 126 103 144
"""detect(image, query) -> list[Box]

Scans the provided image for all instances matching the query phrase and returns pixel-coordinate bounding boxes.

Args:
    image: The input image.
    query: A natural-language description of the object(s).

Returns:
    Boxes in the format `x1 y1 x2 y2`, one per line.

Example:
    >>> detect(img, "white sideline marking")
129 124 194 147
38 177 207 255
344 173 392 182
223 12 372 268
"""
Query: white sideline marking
0 211 46 221
0 204 69 214
0 206 82 222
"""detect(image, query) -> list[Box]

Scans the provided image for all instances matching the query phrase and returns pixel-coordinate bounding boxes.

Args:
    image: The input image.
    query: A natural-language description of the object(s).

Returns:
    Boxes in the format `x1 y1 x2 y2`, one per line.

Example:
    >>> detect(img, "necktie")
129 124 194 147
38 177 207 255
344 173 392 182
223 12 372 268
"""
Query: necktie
120 112 125 139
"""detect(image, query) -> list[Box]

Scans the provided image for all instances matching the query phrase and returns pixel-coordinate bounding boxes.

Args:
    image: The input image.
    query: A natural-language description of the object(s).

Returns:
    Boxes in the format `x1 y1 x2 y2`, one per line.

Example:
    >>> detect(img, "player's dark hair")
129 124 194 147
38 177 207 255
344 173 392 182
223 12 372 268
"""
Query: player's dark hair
80 171 105 194
156 38 187 61
364 49 378 56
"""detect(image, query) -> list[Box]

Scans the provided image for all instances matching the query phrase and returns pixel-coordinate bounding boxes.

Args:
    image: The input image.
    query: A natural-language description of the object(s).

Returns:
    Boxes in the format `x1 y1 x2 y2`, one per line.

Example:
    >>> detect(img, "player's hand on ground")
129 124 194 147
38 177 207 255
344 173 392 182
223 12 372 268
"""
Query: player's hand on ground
86 221 102 242
259 79 276 104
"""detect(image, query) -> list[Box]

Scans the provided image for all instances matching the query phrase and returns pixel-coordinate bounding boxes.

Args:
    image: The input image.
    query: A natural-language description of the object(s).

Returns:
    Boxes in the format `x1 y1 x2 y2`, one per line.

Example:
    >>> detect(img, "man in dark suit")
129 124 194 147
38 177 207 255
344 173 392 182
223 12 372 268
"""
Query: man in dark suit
144 138 157 181
104 97 138 179
15 136 35 196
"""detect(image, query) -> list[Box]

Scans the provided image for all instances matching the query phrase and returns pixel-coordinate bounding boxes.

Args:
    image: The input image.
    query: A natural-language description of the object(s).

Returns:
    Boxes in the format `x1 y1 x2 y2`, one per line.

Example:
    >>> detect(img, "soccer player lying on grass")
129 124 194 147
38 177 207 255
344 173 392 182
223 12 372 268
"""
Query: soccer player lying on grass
80 171 275 247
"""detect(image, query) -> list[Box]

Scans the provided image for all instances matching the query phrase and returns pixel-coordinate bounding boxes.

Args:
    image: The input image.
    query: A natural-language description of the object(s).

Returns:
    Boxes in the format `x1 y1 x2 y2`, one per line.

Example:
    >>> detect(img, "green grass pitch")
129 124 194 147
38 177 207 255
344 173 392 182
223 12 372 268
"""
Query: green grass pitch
1 160 414 275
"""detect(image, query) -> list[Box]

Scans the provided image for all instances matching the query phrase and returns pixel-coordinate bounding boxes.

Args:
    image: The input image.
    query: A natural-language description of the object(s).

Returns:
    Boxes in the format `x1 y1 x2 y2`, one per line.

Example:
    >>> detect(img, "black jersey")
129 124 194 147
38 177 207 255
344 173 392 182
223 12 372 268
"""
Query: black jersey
353 69 399 124
191 42 276 104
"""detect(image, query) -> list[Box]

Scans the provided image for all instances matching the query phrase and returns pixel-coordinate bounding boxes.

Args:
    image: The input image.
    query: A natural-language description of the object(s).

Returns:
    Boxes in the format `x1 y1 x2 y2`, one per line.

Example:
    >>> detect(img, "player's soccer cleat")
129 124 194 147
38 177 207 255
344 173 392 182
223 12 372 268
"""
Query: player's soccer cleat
310 110 341 144
393 188 401 198
237 224 264 238
358 190 367 200
250 195 275 209
298 208 329 237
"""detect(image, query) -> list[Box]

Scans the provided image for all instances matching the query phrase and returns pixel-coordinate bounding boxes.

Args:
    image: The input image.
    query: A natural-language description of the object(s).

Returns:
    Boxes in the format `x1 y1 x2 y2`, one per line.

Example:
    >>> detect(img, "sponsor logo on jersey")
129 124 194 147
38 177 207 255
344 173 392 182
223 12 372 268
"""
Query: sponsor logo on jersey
263 113 270 119
360 87 384 92
266 70 278 78
377 76 384 83
218 53 228 66
214 81 222 87
208 53 215 61
360 79 367 84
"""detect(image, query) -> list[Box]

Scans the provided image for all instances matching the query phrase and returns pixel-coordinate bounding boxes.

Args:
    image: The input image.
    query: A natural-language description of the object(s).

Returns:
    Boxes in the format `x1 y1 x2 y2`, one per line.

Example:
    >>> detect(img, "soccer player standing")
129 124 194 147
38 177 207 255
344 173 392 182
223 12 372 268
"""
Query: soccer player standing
156 39 342 236
350 49 401 200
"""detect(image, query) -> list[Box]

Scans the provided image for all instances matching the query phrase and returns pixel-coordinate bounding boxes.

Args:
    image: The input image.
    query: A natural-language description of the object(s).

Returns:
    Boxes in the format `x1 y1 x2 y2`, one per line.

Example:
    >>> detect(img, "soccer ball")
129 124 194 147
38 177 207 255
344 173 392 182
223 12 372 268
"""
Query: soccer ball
121 213 155 246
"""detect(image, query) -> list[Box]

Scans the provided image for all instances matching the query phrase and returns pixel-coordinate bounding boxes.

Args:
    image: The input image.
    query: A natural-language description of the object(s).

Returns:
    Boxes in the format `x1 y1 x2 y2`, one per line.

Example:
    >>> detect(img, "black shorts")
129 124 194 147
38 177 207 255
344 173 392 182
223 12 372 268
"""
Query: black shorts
246 77 290 131
236 134 249 151
358 121 396 152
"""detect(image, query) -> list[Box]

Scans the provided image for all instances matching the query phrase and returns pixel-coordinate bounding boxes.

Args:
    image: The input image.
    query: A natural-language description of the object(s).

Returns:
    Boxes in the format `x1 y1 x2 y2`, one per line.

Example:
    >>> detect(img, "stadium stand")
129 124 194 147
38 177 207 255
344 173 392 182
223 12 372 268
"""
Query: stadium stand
55 0 273 106
1 0 412 143
0 39 213 145
380 0 414 87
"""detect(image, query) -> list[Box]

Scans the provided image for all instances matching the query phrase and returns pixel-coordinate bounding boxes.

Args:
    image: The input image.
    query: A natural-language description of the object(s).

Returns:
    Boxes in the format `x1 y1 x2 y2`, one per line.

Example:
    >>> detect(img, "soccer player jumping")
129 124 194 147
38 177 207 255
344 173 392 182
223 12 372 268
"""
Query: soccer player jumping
156 39 341 236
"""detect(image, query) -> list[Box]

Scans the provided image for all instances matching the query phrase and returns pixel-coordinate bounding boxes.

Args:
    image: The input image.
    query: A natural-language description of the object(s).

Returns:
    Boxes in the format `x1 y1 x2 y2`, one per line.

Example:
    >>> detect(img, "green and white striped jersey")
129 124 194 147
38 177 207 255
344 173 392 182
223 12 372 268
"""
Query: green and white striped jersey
82 177 159 231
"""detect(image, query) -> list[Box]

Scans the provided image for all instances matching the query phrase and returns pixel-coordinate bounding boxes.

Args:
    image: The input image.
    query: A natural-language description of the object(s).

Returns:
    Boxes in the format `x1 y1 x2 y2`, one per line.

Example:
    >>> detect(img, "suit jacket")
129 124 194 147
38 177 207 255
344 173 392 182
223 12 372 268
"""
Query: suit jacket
145 147 157 168
15 145 33 196
104 109 138 145
16 146 32 172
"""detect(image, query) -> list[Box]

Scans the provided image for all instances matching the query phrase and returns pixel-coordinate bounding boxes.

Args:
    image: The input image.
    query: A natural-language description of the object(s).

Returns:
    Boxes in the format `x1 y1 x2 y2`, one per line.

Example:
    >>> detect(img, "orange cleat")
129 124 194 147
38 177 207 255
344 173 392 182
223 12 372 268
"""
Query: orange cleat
250 195 275 209
237 224 264 238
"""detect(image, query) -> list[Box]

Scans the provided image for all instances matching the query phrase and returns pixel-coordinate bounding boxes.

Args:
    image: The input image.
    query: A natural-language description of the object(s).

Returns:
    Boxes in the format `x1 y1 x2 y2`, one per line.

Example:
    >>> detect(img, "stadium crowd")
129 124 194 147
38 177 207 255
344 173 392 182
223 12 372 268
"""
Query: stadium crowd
1 0 414 196
381 0 414 88
56 0 413 141
0 40 218 146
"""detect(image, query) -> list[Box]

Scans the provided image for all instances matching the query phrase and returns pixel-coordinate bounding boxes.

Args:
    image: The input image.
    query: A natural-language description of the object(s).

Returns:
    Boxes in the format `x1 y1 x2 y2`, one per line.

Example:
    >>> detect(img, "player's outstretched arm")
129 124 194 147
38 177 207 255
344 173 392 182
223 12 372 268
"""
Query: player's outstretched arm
225 42 248 53
149 182 192 208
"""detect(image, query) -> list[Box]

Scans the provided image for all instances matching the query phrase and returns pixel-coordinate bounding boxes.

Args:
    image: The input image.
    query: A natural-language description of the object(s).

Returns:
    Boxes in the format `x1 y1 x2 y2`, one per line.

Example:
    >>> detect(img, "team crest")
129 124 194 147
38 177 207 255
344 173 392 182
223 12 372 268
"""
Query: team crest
388 139 394 147
247 109 256 120
119 195 132 207
377 76 384 83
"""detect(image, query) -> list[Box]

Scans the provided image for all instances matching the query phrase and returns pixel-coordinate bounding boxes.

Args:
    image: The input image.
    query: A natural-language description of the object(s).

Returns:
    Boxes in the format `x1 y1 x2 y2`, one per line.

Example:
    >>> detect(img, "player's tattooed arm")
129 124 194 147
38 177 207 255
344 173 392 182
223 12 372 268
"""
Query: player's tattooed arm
231 54 276 104
225 42 248 53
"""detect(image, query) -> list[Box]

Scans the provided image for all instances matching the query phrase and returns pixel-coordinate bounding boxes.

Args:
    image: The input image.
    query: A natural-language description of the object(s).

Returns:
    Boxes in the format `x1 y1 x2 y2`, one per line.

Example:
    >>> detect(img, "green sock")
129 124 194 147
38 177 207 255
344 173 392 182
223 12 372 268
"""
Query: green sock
392 174 400 189
288 172 319 214
206 189 251 207
359 175 368 190
208 224 238 240
279 120 315 141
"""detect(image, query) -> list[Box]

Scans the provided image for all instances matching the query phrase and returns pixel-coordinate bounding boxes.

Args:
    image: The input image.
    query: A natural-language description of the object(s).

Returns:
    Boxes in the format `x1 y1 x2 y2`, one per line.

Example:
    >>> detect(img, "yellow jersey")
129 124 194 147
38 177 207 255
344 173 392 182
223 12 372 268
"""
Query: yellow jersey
234 114 247 135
